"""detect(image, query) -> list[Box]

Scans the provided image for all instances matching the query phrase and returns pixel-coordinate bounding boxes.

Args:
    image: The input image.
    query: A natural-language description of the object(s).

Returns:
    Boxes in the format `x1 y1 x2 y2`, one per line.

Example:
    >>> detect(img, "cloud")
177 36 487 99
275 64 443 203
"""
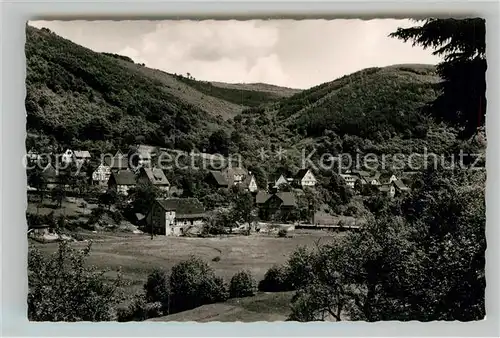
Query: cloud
29 19 441 89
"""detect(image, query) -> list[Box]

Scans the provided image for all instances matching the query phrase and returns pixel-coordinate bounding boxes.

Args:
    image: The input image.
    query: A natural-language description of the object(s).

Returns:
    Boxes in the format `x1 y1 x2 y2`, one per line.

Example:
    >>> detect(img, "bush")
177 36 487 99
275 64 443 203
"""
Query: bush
28 241 122 321
169 256 228 312
229 270 256 298
117 295 163 322
258 265 293 292
277 229 288 238
144 269 170 305
212 256 221 262
111 210 124 223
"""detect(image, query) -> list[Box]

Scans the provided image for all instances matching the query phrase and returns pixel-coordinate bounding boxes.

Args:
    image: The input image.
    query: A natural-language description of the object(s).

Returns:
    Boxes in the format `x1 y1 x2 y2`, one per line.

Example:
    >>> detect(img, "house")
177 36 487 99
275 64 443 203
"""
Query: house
273 174 289 188
293 169 317 188
138 167 170 191
134 145 157 168
146 198 207 236
255 191 271 206
393 179 411 195
61 149 74 164
340 172 359 189
259 192 297 221
241 173 258 193
378 183 396 198
108 170 137 195
207 170 229 188
26 149 41 162
222 167 248 186
73 150 91 165
378 173 398 185
207 166 256 190
92 163 111 187
42 163 59 189
363 172 382 185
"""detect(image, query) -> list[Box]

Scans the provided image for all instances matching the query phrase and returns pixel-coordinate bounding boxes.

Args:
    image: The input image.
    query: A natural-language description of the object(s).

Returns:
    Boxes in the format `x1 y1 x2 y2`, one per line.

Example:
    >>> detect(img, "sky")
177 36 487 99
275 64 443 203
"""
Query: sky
29 19 441 89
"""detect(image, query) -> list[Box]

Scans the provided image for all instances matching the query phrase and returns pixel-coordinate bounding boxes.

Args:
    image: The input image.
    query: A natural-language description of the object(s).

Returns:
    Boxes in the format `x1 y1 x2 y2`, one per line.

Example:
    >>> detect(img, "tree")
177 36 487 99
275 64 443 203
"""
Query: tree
28 241 122 321
28 169 47 203
128 183 160 215
285 167 486 322
390 18 486 138
327 173 354 206
230 188 256 229
51 184 65 208
144 269 170 309
169 256 228 313
208 130 230 156
229 270 257 298
99 189 118 210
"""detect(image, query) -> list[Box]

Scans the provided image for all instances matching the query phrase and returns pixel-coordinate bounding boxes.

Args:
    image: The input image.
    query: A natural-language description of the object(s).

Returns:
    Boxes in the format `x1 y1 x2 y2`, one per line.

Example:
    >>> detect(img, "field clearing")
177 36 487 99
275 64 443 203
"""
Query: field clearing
30 230 341 296
148 291 295 322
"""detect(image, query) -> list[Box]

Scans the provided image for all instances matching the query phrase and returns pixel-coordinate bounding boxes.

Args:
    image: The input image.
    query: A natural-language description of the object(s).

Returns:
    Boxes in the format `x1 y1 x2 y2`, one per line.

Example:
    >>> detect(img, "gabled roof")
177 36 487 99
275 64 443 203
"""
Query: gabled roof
73 150 91 158
209 170 229 186
241 175 257 189
111 170 136 185
142 168 170 186
223 166 247 177
273 174 289 183
393 179 410 191
275 192 297 207
42 163 58 178
352 170 371 177
156 198 205 215
256 191 271 204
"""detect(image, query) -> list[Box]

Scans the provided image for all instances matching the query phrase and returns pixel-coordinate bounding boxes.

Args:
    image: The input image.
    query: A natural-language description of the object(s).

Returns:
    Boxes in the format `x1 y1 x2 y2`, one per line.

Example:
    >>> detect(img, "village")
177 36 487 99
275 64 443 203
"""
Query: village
26 143 414 240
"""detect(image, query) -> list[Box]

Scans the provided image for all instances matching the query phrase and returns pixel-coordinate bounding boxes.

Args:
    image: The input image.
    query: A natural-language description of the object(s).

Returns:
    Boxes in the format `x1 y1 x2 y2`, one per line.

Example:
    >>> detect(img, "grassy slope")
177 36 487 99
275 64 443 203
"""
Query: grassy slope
148 291 295 322
30 228 338 295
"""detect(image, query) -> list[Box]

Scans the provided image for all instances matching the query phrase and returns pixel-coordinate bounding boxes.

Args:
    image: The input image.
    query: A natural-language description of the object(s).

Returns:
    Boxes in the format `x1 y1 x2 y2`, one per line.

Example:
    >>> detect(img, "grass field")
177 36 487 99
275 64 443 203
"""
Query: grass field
30 230 340 296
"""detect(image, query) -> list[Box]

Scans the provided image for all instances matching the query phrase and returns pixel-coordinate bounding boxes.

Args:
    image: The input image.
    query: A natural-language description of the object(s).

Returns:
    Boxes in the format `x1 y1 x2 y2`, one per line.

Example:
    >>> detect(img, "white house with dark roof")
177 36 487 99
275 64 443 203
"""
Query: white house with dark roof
92 163 112 187
293 169 317 188
146 198 207 236
108 170 137 195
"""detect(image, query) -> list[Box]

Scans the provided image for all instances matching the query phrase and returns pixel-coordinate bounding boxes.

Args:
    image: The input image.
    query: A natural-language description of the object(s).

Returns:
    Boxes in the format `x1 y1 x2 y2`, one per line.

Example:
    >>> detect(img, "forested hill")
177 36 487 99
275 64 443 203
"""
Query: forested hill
24 25 298 153
278 64 441 140
26 24 462 166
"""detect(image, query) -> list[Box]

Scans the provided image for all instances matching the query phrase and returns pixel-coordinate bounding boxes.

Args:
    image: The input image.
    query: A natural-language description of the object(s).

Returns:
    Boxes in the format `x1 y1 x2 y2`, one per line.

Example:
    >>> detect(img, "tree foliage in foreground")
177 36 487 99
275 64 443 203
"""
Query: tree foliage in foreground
28 241 122 321
288 168 486 321
390 18 486 138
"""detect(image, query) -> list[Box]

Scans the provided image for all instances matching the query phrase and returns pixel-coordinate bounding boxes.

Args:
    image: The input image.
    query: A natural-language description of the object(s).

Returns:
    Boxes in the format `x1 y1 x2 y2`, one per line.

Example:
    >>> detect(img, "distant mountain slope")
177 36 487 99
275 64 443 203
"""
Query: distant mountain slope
276 64 441 140
25 24 449 167
115 61 248 120
174 76 301 109
24 25 296 151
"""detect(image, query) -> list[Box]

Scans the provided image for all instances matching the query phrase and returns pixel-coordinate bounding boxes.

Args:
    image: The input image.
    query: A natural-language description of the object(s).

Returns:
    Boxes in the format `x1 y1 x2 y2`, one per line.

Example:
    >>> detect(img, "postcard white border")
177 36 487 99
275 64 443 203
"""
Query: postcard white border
1 0 499 336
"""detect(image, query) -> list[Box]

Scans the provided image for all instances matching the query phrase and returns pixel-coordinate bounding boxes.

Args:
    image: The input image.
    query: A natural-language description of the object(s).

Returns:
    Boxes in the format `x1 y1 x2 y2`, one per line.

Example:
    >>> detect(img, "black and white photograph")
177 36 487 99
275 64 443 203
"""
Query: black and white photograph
24 18 486 322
